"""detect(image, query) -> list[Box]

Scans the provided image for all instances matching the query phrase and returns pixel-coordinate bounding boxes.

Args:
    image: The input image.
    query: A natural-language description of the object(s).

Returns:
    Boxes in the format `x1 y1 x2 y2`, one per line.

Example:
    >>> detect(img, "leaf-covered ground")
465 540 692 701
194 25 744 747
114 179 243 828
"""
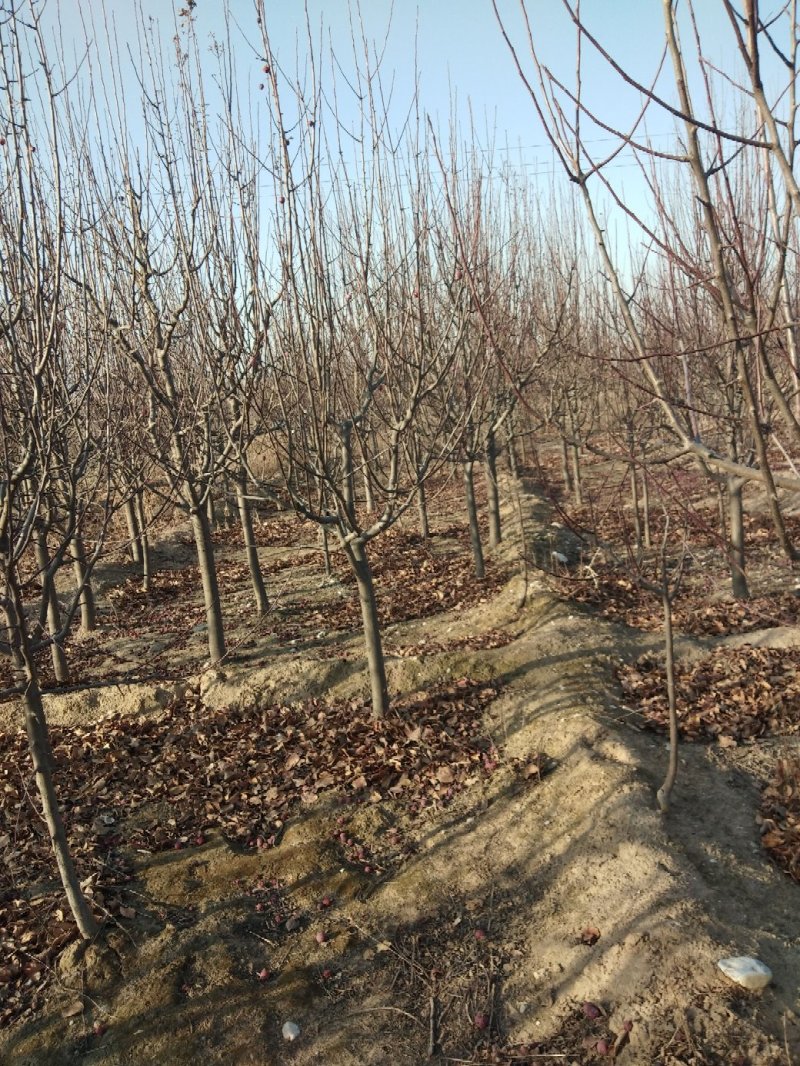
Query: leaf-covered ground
555 564 800 635
2 470 799 1063
0 679 511 1028
617 647 800 744
0 518 507 693
616 646 800 885
534 447 800 902
759 758 800 884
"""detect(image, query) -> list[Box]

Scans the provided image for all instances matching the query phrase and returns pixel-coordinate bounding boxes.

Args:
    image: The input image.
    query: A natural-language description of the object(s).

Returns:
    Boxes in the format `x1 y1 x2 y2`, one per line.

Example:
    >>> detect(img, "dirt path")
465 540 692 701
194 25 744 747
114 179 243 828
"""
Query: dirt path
2 484 799 1065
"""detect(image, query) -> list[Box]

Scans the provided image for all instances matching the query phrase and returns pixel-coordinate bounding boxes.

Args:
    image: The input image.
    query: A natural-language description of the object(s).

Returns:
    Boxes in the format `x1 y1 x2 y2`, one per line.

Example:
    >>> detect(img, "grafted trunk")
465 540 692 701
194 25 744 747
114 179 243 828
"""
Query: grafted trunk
518 421 529 467
206 493 217 533
135 492 151 593
630 463 642 550
34 529 69 684
570 440 583 506
727 478 749 600
641 466 652 549
71 533 96 633
190 504 226 663
416 477 430 540
567 400 583 506
560 435 573 494
463 460 485 579
484 428 501 548
360 423 375 512
124 496 142 564
235 473 269 615
4 593 98 938
341 425 356 527
505 421 519 480
321 525 332 578
342 537 388 719
363 469 375 512
736 347 797 562
656 554 679 814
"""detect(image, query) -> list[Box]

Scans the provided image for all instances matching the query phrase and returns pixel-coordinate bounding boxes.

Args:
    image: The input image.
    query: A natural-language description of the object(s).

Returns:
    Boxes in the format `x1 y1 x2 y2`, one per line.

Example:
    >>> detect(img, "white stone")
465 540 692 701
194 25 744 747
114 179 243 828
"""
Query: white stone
717 956 772 990
282 1021 301 1042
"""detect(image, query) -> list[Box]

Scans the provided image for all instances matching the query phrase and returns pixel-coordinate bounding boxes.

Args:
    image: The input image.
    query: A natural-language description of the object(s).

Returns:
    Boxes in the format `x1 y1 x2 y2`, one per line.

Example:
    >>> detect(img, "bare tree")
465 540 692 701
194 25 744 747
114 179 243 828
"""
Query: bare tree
493 0 800 598
0 2 115 938
240 7 471 716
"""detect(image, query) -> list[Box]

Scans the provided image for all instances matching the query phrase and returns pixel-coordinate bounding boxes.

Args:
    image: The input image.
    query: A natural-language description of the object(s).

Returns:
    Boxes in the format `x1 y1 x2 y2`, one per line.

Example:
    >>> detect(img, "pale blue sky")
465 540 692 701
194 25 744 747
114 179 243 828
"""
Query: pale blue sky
37 0 789 246
45 1 750 166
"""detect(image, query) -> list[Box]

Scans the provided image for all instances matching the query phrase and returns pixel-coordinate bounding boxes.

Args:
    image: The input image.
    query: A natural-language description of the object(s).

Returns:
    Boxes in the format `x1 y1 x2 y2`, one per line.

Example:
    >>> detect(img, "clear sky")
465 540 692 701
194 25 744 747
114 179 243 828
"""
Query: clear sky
38 1 788 244
44 1 748 164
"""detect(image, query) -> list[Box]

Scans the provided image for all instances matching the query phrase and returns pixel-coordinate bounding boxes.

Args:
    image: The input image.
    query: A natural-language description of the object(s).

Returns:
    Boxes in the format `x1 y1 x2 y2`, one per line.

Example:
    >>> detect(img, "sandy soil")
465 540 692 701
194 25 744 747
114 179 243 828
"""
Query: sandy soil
1 481 798 1065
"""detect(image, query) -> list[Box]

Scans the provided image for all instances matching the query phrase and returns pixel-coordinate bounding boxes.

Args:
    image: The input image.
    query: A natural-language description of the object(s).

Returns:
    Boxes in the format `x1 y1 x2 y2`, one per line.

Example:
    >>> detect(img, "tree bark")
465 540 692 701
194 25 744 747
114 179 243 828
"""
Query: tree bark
656 552 679 814
206 493 217 533
560 434 573 494
484 428 502 548
4 592 98 938
630 463 642 550
34 529 69 684
124 496 142 565
71 533 96 633
321 525 332 579
135 492 151 593
505 421 519 480
235 472 269 615
463 460 485 579
570 440 583 507
341 424 356 527
342 538 389 718
641 466 652 549
416 477 430 541
190 505 227 662
736 346 797 562
727 478 750 600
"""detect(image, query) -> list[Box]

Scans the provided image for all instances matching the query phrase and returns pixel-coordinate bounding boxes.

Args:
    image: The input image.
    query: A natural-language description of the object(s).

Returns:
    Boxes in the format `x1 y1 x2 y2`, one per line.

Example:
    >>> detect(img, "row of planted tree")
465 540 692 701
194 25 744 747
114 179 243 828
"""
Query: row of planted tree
3 0 800 938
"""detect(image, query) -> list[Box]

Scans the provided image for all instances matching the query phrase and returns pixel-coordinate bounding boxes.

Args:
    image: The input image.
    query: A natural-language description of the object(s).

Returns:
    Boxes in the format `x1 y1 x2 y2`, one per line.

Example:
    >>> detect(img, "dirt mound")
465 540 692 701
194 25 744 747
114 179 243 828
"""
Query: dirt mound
2 485 799 1064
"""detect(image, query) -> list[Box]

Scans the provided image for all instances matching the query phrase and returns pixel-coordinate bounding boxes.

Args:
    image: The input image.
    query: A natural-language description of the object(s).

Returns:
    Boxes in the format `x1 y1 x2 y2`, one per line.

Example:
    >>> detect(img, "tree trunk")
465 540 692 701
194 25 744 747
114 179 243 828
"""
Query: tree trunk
124 496 142 565
570 441 583 506
505 421 519 480
736 347 797 562
641 466 652 549
4 593 98 938
222 474 234 528
235 473 269 615
567 398 583 506
321 525 332 579
463 460 485 579
560 434 573 495
341 427 356 527
360 422 375 512
416 477 430 541
135 492 151 593
518 421 529 467
34 530 69 684
656 552 679 814
727 478 749 600
343 538 388 719
71 533 96 633
484 428 502 548
206 493 217 533
630 463 642 550
190 505 226 663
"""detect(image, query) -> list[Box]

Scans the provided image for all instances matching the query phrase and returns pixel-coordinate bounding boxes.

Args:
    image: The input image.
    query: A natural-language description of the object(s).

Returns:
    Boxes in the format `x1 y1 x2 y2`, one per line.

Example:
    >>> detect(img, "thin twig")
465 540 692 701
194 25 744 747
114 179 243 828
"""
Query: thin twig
428 993 438 1057
349 1005 424 1026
